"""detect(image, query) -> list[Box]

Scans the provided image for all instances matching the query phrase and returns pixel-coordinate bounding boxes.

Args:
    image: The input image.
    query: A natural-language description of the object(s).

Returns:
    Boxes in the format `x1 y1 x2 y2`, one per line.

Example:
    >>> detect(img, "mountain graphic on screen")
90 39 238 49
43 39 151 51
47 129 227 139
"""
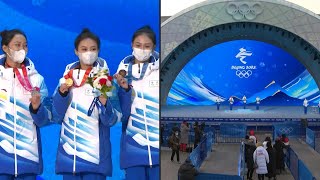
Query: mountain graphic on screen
259 91 301 106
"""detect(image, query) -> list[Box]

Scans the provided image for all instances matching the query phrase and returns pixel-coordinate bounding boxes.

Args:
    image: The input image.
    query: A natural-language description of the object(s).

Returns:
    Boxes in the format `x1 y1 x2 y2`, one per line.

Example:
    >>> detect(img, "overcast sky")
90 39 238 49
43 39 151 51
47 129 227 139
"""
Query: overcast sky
161 0 320 16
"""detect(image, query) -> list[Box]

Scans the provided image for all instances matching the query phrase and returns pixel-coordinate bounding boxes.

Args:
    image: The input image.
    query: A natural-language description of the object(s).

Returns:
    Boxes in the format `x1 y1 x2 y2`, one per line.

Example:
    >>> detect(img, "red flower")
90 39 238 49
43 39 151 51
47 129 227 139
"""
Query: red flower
107 75 113 81
99 78 107 85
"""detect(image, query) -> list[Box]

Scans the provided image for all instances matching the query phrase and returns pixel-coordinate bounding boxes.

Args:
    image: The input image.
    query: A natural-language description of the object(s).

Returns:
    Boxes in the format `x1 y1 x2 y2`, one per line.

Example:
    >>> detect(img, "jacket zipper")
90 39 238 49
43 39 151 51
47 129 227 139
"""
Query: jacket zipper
73 70 79 174
13 71 18 177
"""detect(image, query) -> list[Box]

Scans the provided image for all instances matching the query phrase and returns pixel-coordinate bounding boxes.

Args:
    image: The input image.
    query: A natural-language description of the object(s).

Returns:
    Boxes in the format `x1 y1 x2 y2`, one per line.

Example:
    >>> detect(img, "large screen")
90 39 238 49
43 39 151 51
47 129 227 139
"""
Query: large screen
0 1 159 179
167 40 320 106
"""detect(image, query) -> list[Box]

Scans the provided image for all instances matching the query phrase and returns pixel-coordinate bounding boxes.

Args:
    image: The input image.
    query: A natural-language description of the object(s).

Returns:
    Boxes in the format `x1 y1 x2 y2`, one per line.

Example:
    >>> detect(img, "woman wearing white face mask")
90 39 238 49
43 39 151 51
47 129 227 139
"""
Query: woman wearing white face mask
52 28 127 180
114 25 159 180
0 29 50 179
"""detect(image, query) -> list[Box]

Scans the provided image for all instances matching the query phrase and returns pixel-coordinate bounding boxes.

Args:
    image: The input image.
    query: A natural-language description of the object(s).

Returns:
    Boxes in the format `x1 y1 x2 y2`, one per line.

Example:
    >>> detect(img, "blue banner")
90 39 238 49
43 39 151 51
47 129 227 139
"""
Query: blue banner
220 123 247 138
306 128 315 150
161 117 320 122
273 122 304 139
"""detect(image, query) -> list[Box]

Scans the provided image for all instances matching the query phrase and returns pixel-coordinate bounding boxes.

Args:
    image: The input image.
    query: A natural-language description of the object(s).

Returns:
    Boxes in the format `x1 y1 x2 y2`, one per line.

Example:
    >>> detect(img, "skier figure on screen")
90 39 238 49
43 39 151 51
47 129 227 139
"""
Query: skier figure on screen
242 95 247 109
229 96 234 110
216 97 221 111
256 97 260 110
318 101 320 114
303 98 308 114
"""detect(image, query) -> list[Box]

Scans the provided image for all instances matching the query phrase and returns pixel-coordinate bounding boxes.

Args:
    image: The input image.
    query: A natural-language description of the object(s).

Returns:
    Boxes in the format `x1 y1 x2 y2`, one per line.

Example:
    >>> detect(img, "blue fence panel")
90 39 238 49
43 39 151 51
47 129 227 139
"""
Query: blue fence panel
298 160 315 180
306 128 315 150
189 142 202 169
206 131 214 153
314 131 320 154
220 124 247 138
188 132 214 170
289 148 299 180
273 122 305 140
195 173 242 180
238 142 245 178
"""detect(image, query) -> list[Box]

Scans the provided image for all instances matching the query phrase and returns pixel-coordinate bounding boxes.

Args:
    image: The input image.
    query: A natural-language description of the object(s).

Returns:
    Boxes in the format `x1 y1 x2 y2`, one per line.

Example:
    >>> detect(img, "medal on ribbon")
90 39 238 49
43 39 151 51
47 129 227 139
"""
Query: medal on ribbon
63 68 92 88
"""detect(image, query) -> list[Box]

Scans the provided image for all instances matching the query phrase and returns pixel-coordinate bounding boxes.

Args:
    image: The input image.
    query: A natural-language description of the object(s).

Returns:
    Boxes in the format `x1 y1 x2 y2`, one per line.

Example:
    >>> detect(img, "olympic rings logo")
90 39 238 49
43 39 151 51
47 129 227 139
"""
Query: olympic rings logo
236 70 252 78
227 2 263 20
279 127 294 135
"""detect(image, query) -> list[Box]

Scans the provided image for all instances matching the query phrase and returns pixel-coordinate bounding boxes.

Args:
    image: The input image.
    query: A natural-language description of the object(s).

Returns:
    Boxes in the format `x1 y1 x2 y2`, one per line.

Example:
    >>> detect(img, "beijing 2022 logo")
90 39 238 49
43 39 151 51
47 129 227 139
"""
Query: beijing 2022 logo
231 48 257 78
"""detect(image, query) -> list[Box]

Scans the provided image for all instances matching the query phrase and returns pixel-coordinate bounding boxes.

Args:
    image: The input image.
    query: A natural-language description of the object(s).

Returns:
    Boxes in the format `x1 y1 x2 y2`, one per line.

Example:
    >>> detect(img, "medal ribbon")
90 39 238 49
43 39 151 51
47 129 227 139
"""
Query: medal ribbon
87 97 104 116
14 64 34 92
64 68 92 87
127 61 148 85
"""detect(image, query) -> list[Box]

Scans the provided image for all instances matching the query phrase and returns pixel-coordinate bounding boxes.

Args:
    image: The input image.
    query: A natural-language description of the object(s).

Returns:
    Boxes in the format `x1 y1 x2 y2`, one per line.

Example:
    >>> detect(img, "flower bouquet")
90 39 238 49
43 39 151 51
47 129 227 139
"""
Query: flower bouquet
87 69 113 97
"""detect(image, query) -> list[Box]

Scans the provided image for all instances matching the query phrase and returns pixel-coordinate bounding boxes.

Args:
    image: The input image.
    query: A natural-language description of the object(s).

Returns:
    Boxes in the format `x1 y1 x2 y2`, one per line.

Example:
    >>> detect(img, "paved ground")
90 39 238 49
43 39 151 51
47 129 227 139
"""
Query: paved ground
199 143 240 175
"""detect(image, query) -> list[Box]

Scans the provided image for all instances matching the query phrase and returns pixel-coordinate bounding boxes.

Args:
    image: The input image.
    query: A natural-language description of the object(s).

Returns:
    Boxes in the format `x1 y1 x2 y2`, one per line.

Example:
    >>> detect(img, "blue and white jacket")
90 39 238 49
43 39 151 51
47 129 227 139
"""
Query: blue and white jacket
117 52 159 169
0 55 50 176
53 57 127 176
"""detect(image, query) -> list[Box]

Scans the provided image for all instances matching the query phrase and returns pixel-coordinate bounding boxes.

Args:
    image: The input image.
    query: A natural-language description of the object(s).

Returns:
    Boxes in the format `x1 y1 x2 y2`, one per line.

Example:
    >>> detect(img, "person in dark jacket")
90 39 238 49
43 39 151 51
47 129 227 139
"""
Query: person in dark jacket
160 124 164 145
274 138 285 174
170 131 180 163
245 138 256 180
266 141 277 180
178 158 198 180
194 122 203 149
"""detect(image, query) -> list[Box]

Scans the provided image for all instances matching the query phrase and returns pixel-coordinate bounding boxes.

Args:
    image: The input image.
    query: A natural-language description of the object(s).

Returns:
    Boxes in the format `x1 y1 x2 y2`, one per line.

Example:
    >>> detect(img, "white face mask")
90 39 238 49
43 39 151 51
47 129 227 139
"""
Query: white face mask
132 47 152 62
79 51 98 65
175 132 179 136
8 48 26 63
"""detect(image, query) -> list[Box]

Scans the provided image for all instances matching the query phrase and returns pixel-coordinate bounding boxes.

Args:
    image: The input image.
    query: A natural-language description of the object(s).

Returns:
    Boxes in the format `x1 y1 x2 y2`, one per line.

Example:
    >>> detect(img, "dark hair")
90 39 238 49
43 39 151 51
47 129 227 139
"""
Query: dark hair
74 28 100 50
1 29 27 47
245 135 249 139
267 141 272 148
265 136 271 142
131 25 156 45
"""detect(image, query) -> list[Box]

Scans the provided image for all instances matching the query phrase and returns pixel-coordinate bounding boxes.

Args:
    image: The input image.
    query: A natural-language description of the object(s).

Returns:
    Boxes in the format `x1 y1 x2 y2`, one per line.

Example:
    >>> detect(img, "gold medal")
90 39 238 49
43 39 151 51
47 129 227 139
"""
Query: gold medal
65 78 73 87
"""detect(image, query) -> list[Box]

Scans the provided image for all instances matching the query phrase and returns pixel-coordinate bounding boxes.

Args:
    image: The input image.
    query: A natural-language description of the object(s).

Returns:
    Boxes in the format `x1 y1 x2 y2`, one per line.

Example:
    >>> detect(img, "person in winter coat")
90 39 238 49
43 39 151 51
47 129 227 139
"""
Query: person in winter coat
52 29 125 180
253 142 269 180
170 131 180 163
266 141 277 180
263 136 272 149
0 29 50 180
249 130 257 144
244 137 256 180
178 158 198 180
115 26 159 180
180 121 190 152
194 122 203 149
274 138 285 174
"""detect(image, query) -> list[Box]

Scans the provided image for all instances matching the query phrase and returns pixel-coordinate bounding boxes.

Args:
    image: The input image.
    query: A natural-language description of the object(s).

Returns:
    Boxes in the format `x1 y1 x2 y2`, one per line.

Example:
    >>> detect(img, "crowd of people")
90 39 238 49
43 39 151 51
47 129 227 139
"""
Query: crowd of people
162 121 203 180
244 130 290 180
